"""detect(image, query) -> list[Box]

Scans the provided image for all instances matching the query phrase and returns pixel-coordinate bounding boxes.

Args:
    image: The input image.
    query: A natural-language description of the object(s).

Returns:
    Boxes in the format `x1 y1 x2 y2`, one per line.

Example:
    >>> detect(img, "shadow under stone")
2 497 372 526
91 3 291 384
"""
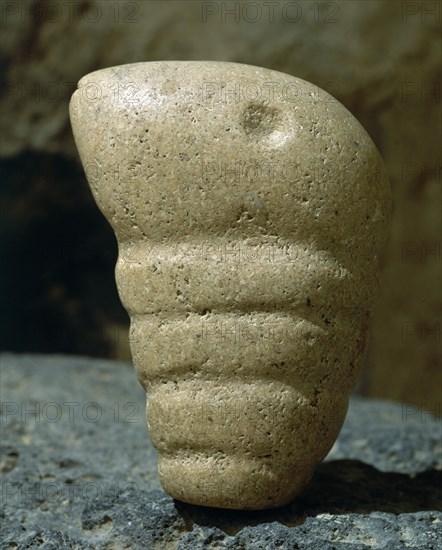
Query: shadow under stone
173 459 442 536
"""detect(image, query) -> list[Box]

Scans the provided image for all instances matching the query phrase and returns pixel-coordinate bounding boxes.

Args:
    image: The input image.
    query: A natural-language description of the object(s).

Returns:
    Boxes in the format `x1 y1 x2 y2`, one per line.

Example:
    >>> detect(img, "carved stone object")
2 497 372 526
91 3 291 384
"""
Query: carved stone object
70 61 391 509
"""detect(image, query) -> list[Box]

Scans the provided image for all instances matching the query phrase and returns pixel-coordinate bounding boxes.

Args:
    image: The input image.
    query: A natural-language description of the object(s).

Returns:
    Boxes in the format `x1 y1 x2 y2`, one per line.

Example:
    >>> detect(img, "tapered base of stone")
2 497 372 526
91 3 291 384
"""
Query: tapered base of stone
158 453 313 510
147 380 347 509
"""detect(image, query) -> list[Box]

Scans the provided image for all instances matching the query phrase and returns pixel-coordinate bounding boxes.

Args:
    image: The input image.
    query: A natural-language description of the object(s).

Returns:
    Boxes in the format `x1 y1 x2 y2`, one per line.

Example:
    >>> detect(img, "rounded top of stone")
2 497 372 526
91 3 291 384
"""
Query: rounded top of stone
71 60 349 122
70 61 391 269
74 60 322 89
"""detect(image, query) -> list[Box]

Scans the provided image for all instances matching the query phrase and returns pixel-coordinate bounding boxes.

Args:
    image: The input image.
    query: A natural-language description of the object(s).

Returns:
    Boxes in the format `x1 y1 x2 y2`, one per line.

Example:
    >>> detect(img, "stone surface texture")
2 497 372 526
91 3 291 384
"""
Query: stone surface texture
69 61 391 509
1 354 441 548
0 1 440 413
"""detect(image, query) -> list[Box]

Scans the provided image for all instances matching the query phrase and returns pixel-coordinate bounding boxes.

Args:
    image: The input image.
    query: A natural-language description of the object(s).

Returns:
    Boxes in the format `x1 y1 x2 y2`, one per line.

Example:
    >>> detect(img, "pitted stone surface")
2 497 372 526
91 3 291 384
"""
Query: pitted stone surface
70 61 391 508
1 354 441 549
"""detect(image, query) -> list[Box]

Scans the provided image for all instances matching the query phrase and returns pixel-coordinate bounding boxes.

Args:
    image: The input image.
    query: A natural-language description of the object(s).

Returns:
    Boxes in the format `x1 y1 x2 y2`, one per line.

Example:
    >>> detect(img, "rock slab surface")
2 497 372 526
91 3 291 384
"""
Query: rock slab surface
0 353 441 548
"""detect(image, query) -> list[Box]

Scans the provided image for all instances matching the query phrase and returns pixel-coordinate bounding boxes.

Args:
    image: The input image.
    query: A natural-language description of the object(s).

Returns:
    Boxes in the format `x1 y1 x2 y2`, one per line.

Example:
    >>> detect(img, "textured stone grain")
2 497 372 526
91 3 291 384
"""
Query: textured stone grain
70 61 391 508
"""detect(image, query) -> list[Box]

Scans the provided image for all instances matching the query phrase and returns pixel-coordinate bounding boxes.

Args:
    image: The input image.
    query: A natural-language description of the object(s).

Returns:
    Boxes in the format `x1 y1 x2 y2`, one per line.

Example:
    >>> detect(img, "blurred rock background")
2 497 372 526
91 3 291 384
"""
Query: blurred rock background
0 0 440 413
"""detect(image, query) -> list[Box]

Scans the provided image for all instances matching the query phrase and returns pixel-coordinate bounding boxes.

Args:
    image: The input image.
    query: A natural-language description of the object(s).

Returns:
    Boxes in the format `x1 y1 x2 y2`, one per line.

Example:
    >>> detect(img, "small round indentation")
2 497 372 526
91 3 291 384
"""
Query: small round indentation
241 102 281 137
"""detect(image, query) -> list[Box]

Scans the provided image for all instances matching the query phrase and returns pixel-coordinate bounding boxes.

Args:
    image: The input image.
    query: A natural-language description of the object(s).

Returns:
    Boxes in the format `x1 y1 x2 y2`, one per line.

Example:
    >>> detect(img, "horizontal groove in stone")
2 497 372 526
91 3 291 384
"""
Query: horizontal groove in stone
128 306 366 319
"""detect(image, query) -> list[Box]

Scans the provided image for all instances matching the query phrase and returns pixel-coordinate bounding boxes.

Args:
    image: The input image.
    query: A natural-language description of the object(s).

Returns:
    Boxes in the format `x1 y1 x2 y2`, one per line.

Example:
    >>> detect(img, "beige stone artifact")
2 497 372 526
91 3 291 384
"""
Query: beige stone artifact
70 61 391 510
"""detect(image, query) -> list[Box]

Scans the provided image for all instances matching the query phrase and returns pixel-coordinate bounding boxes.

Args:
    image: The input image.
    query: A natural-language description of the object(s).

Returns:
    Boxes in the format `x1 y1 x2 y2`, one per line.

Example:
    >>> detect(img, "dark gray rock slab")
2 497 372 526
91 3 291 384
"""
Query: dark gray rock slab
1 353 441 549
